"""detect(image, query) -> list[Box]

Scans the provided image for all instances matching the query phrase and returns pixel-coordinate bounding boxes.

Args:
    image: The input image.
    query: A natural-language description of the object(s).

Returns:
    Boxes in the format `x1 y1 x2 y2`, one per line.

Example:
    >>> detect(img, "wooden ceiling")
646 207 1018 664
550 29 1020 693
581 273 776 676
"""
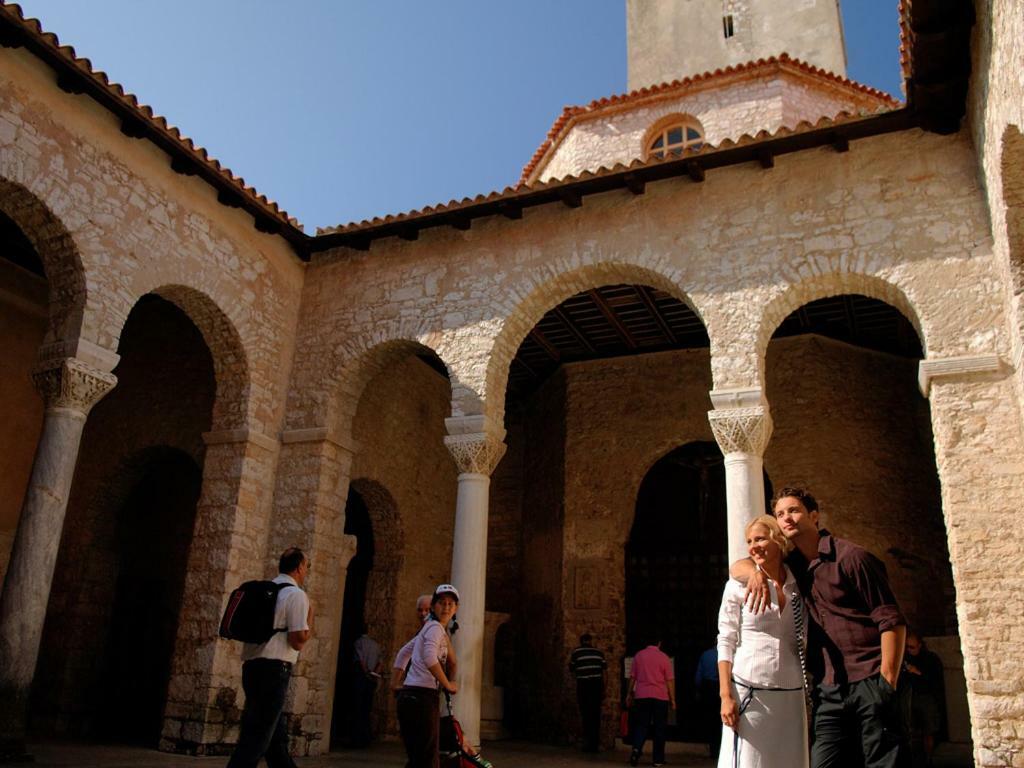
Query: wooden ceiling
507 286 921 403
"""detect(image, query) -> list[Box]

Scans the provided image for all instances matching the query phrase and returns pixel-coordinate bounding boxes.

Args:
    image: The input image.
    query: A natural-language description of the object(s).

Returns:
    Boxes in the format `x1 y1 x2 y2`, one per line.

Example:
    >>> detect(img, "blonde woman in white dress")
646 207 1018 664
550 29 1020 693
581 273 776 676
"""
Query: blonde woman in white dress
716 514 808 768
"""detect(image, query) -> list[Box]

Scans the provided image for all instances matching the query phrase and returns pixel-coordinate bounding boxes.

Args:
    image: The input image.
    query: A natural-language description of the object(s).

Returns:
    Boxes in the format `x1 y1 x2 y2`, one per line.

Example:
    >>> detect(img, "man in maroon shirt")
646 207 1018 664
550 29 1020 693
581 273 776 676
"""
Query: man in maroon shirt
733 487 910 768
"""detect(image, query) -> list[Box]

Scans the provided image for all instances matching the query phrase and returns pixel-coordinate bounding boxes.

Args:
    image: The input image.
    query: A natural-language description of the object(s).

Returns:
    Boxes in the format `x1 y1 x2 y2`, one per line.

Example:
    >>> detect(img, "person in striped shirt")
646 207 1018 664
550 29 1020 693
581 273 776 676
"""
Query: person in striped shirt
569 633 607 752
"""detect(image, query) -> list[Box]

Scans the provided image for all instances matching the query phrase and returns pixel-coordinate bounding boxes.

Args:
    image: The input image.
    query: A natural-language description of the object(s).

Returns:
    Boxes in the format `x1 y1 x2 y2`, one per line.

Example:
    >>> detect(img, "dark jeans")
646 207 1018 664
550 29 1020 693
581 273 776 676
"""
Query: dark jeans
812 674 911 768
396 686 440 768
226 659 296 768
576 678 603 751
630 698 669 764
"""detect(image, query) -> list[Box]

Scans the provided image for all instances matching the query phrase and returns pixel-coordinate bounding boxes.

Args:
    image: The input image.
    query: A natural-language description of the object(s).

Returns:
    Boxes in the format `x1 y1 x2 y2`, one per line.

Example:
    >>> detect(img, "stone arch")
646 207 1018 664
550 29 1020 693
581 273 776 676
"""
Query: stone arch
116 285 250 432
483 261 707 427
329 336 453 444
755 272 927 383
0 177 86 346
347 478 403 641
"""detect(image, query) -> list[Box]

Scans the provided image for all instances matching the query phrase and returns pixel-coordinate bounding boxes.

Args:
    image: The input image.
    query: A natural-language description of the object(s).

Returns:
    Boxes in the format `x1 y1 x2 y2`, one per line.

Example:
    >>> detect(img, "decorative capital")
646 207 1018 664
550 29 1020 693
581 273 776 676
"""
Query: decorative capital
444 432 507 475
708 405 773 456
32 357 117 415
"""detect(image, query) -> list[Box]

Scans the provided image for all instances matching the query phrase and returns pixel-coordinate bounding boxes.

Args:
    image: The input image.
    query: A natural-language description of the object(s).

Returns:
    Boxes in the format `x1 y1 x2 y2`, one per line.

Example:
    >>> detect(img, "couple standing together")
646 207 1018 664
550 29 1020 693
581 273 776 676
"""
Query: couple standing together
718 487 909 768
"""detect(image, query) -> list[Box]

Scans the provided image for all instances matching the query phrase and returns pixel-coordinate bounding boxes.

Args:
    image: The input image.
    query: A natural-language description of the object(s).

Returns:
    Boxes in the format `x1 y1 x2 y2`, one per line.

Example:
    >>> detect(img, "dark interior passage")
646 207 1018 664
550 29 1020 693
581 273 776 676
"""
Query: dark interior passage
331 487 374 748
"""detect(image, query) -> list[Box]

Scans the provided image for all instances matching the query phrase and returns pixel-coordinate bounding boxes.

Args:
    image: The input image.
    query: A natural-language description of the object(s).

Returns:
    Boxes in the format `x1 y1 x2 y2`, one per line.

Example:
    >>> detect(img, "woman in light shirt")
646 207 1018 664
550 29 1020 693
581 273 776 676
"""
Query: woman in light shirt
716 515 808 768
396 584 460 768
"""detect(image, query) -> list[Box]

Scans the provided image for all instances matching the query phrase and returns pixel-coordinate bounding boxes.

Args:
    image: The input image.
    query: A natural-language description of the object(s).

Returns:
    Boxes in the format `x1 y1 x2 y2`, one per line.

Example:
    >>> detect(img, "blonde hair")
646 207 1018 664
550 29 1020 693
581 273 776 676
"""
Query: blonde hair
745 514 792 555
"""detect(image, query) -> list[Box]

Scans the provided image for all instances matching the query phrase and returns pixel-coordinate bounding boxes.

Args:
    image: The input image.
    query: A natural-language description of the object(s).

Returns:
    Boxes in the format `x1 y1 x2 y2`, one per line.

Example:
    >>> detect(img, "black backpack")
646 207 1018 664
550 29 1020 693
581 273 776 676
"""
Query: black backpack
219 580 288 644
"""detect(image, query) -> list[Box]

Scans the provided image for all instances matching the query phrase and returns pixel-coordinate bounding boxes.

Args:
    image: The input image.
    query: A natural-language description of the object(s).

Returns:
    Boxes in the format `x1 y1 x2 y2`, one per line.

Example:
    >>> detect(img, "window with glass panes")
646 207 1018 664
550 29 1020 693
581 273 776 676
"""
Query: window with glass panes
648 122 704 159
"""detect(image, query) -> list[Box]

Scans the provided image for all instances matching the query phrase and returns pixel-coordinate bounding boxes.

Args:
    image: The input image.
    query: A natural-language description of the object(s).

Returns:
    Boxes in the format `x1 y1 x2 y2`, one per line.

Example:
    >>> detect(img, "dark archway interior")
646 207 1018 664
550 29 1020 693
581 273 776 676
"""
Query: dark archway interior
94 449 202 744
0 208 45 276
30 294 215 743
626 441 728 742
331 487 374 747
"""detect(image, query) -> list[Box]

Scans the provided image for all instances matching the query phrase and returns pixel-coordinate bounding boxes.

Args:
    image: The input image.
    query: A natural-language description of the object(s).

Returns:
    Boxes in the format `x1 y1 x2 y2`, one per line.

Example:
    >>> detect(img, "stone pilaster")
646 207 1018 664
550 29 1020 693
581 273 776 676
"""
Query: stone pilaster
259 426 359 757
708 387 773 562
0 356 117 756
160 426 281 754
444 415 506 750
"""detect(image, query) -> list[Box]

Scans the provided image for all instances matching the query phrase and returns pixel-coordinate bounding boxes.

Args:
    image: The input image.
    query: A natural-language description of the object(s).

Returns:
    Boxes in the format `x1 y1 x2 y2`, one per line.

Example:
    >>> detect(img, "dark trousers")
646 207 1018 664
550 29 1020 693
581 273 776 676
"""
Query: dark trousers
226 659 296 768
396 686 440 768
812 675 911 768
630 698 669 764
576 678 603 751
351 672 378 746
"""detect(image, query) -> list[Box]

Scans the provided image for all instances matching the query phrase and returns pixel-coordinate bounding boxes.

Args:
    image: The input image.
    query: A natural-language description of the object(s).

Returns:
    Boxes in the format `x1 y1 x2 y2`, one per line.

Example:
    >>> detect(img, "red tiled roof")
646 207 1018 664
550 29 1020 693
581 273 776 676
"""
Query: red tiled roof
519 53 902 185
0 2 301 232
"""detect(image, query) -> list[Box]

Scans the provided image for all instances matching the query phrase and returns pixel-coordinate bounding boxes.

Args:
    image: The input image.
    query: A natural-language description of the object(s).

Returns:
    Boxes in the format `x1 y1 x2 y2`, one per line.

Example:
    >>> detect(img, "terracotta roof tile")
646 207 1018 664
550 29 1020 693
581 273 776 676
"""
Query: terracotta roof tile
519 53 902 185
0 2 302 231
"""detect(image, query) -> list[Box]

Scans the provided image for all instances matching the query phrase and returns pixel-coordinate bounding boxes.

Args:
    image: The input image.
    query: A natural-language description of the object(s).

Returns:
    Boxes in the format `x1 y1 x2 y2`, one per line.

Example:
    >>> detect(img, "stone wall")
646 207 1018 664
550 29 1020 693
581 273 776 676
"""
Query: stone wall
0 257 46 585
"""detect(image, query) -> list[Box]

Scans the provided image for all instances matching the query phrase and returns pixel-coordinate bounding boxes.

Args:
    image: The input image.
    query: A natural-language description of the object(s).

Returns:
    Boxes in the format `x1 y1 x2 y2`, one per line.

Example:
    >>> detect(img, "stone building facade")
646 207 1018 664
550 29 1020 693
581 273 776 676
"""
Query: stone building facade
0 1 1021 767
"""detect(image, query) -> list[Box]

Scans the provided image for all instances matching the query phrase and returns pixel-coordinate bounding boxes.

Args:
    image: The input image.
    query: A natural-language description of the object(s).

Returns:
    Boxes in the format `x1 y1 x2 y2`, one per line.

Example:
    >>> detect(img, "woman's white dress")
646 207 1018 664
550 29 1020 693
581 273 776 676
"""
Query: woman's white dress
716 567 809 768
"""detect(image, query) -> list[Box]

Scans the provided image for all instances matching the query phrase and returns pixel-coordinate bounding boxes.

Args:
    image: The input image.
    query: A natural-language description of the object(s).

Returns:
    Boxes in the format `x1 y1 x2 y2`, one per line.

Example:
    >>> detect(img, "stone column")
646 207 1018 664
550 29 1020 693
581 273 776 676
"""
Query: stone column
0 356 117 754
708 388 773 562
444 415 506 751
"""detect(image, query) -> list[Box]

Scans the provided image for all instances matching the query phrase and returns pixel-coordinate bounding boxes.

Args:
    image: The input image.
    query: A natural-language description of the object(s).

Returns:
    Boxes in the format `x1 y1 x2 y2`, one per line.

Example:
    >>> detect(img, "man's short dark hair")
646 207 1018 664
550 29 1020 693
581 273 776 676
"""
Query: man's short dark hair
771 487 819 514
580 633 592 645
279 547 306 574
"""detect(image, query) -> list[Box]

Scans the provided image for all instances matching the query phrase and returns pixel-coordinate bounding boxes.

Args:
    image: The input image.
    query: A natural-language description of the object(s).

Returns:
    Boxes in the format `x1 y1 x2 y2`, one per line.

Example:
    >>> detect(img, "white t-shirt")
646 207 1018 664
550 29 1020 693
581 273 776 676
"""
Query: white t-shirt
241 573 309 664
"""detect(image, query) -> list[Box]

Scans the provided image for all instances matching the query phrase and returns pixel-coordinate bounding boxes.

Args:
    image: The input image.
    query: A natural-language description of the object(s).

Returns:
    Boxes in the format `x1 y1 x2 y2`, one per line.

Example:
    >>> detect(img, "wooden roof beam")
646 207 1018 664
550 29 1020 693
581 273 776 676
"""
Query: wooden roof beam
588 289 638 349
634 286 678 345
529 328 561 362
553 306 596 354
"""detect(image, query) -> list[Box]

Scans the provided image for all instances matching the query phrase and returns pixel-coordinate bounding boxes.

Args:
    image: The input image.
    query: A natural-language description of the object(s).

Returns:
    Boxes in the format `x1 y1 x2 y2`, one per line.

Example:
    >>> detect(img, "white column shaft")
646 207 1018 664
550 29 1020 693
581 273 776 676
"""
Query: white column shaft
449 472 491 750
723 451 766 562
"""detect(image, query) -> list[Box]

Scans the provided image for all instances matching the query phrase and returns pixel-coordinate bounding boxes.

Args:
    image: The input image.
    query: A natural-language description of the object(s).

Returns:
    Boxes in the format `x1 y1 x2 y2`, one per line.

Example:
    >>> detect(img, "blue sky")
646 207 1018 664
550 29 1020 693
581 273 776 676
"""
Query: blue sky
16 1 902 231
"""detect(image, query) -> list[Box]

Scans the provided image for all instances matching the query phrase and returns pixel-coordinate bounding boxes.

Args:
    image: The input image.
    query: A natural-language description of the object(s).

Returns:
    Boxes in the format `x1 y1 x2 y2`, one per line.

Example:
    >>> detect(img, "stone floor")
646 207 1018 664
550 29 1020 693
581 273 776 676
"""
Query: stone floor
26 738 974 767
26 740 717 767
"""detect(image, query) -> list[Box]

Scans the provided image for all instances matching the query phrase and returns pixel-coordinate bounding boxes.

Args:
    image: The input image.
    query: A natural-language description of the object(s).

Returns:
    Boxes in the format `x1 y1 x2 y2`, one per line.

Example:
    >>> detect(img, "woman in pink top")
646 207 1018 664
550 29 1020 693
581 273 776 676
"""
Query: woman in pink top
626 635 676 767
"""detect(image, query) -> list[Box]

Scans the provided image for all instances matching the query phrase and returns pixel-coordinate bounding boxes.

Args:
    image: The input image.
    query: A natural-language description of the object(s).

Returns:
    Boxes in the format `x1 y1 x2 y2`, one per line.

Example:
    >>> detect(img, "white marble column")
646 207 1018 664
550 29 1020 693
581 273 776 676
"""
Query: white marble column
444 415 506 751
0 356 116 754
708 388 773 562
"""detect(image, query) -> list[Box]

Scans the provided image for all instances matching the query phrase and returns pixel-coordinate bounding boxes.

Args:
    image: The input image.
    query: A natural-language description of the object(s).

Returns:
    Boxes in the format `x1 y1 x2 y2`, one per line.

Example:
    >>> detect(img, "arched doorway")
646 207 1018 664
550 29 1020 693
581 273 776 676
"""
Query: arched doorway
491 278 713 746
331 485 374 748
766 291 970 757
31 294 215 744
0 209 47 587
626 442 770 742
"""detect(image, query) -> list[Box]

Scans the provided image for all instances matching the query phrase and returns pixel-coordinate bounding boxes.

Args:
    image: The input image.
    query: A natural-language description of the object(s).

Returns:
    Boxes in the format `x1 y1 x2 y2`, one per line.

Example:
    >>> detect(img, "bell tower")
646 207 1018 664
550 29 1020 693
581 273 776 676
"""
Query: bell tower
626 0 848 91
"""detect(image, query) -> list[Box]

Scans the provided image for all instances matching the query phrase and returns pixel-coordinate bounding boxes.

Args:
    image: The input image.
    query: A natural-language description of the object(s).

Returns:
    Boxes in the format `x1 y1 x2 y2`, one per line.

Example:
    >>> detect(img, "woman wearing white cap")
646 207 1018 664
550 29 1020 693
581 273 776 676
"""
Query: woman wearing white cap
396 583 460 768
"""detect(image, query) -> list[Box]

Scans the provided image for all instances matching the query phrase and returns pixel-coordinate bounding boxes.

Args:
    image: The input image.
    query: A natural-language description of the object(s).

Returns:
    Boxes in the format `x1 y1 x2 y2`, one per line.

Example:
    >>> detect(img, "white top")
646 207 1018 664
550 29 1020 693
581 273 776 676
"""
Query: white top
716 567 804 689
241 574 309 665
393 637 415 672
403 619 449 689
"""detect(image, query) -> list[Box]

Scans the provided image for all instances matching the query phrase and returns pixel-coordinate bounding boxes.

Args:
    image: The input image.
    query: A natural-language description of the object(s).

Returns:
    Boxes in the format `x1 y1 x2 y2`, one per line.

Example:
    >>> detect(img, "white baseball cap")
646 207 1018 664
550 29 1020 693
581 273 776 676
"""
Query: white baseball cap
433 583 460 602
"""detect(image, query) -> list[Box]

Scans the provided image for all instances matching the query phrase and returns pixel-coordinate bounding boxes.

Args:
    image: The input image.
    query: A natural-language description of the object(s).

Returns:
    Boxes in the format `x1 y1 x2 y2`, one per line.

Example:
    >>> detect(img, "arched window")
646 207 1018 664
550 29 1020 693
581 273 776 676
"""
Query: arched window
646 118 704 159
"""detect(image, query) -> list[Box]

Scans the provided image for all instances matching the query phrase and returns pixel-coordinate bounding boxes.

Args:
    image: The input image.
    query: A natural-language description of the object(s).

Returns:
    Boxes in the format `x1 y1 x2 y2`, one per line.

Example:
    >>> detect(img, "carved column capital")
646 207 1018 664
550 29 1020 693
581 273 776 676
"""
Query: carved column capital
444 432 507 476
444 414 507 476
31 357 117 415
708 405 773 456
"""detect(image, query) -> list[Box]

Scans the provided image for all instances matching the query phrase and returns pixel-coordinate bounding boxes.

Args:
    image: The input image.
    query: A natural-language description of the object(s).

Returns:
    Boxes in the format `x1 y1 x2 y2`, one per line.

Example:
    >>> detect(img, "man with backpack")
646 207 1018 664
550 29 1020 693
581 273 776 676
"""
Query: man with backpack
226 547 313 768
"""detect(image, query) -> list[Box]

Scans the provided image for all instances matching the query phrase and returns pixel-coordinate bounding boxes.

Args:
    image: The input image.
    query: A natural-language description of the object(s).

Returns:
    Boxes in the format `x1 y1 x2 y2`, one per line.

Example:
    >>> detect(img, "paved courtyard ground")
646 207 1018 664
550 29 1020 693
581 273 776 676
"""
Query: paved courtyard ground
27 740 717 768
